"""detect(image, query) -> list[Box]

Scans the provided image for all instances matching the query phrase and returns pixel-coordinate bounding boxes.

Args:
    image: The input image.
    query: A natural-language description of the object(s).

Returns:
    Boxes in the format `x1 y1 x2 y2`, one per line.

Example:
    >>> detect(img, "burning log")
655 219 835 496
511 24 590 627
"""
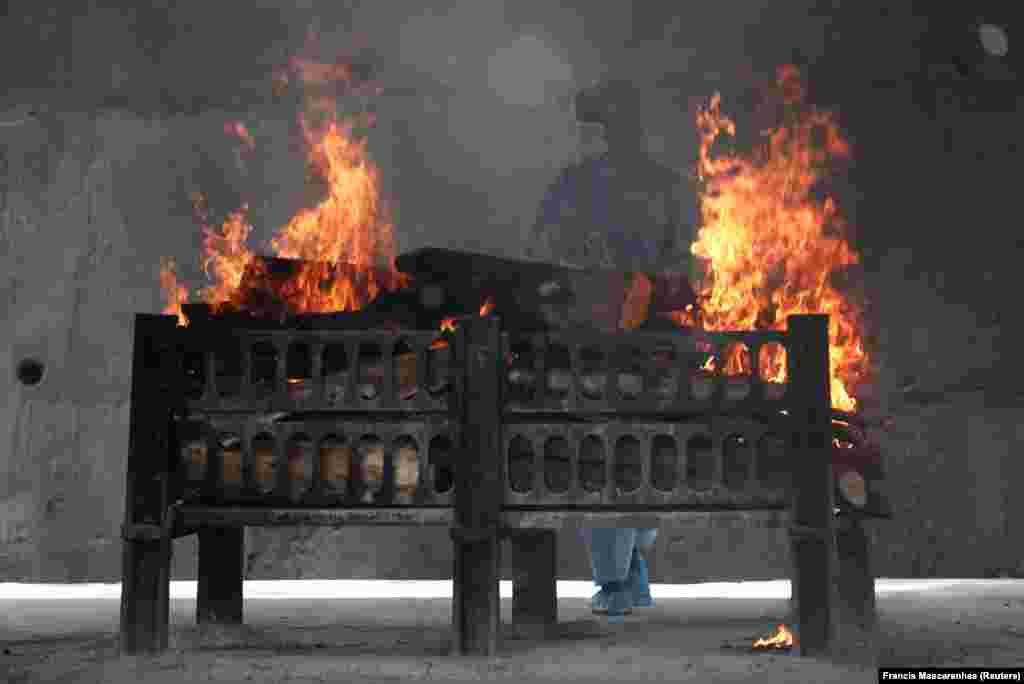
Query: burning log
179 249 699 337
214 256 407 321
394 247 698 333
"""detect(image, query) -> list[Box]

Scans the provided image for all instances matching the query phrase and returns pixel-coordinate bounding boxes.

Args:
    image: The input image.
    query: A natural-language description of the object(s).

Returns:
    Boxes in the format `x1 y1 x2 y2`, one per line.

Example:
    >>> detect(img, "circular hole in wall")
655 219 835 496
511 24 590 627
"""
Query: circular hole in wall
16 358 45 387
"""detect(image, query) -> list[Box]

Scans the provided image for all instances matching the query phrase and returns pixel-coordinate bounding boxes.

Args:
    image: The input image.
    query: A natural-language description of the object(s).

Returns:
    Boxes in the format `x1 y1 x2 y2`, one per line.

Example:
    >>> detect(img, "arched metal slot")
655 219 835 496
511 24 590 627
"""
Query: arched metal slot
650 434 678 492
214 342 243 397
578 345 607 400
578 435 606 493
394 435 420 502
506 339 538 405
757 433 790 492
686 435 714 491
322 343 350 404
650 345 679 400
507 435 535 494
722 434 753 491
722 341 752 401
250 433 276 495
543 436 571 494
614 435 643 494
614 346 645 400
286 433 315 502
393 338 418 401
426 336 452 397
429 434 454 495
319 434 351 498
545 344 572 400
758 341 788 400
357 343 384 401
250 341 278 396
356 434 386 503
286 343 314 402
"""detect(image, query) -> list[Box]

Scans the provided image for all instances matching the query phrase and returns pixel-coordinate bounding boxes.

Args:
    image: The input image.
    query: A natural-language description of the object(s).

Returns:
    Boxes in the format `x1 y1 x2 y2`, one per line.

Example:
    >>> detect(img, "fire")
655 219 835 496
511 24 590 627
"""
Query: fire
436 297 496 335
159 257 189 326
160 37 406 322
753 623 795 650
688 65 868 411
265 111 407 313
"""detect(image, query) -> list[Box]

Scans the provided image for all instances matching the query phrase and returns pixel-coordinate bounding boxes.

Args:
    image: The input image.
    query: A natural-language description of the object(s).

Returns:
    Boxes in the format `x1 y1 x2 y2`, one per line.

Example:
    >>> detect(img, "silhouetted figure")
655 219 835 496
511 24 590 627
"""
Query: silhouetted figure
527 78 698 620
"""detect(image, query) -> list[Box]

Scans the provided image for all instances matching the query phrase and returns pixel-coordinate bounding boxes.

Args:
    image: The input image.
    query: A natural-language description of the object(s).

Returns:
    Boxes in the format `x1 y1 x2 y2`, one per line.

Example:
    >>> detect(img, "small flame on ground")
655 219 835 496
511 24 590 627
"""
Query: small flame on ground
440 318 457 333
753 623 795 649
688 65 869 412
480 297 495 316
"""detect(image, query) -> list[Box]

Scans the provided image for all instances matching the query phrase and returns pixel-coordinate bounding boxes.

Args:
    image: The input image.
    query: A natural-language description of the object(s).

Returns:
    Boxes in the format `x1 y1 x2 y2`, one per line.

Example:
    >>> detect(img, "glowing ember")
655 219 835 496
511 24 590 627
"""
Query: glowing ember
435 297 496 335
160 38 406 321
688 65 868 411
753 623 795 649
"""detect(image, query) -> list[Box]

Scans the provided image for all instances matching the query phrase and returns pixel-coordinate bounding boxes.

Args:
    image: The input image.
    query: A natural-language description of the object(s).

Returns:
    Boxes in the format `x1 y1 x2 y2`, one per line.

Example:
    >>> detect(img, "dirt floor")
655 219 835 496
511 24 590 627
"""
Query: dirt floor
1 581 1022 683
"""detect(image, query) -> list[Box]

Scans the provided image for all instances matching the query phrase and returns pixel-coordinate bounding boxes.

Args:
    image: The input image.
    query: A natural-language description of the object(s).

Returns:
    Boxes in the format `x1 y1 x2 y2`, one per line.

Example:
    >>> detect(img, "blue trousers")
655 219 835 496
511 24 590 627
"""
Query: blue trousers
579 528 658 585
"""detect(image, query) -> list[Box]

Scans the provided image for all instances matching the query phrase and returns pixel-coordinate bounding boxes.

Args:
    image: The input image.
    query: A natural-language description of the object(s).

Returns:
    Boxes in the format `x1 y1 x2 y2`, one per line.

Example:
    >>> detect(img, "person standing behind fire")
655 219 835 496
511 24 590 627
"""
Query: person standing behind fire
525 78 698 621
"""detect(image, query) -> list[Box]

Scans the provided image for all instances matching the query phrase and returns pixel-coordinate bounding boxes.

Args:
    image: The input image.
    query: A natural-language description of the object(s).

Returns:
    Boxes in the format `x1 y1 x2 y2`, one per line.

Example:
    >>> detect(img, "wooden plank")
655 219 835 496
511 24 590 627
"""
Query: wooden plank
197 526 244 626
786 315 838 658
119 314 180 655
450 315 503 656
507 530 558 640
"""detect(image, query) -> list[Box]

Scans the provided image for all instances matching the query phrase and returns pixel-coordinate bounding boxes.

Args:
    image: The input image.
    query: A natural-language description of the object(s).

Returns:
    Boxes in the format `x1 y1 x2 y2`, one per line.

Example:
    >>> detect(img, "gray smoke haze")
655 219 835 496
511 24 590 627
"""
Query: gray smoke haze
5 1 1005 265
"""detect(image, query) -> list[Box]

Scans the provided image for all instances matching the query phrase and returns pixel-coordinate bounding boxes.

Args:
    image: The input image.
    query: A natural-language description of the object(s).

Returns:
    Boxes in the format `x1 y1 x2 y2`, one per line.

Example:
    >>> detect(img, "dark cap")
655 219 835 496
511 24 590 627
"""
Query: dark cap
574 79 641 126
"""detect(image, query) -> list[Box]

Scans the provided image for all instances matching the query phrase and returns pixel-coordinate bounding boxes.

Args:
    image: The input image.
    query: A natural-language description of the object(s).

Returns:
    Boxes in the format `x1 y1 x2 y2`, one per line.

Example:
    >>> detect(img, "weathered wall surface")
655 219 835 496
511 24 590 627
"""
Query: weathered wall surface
1 1 1022 583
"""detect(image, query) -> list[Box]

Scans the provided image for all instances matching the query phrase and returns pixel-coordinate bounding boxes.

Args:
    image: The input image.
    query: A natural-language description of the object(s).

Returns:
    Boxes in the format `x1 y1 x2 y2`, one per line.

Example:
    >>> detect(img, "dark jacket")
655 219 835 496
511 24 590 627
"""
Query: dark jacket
527 151 697 275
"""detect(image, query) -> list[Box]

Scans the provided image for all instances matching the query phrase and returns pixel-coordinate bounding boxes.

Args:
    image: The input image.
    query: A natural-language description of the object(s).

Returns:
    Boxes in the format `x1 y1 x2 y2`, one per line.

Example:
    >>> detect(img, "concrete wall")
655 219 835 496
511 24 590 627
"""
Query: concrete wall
1 1 1022 583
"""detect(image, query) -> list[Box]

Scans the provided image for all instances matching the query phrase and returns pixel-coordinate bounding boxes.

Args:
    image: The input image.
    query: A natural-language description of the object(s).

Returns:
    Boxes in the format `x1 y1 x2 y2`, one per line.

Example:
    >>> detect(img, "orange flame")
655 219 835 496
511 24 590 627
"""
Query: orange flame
266 111 407 313
159 257 189 326
159 40 407 320
689 65 868 411
753 623 795 649
440 318 457 333
480 297 495 316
